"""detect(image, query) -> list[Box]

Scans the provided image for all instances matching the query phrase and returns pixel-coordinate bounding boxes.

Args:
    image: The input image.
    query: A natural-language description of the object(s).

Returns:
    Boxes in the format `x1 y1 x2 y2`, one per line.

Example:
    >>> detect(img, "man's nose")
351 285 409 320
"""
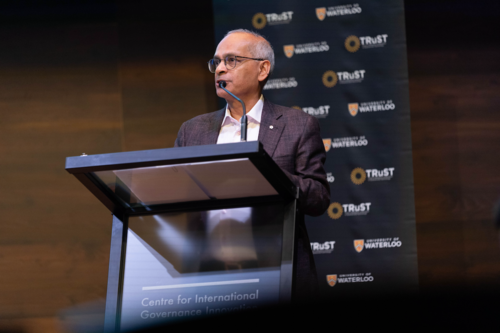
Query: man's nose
216 60 227 75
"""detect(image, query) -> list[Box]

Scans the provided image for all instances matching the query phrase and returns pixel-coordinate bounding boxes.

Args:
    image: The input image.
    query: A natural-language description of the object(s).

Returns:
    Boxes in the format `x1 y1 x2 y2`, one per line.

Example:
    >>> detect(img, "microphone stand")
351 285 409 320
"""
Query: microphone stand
218 81 247 142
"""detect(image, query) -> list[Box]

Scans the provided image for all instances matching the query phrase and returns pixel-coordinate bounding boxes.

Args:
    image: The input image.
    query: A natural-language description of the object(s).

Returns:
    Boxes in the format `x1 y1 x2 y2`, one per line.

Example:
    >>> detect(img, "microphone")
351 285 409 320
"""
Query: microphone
218 81 247 142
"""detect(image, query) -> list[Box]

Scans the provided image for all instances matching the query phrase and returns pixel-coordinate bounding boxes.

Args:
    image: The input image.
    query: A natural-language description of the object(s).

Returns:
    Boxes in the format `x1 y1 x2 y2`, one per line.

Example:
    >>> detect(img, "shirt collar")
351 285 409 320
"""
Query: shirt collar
222 95 264 125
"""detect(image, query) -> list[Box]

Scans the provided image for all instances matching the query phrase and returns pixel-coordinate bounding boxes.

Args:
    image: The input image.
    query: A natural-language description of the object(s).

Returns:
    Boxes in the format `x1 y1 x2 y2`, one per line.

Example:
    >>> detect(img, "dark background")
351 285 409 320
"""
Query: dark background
0 0 499 331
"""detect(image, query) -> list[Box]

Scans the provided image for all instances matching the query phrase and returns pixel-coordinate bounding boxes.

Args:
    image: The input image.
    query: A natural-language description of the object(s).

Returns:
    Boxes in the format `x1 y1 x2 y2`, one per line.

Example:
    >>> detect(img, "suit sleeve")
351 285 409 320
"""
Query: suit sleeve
282 116 330 216
174 122 186 147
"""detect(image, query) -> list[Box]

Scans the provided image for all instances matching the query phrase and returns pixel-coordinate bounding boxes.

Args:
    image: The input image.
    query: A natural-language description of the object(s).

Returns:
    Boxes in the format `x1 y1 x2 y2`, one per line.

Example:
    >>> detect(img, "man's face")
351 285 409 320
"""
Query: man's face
213 33 265 101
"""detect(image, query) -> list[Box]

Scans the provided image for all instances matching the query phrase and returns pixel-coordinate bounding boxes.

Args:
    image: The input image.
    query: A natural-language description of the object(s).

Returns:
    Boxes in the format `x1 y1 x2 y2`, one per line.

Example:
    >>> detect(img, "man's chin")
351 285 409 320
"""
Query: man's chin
216 89 233 101
216 90 227 99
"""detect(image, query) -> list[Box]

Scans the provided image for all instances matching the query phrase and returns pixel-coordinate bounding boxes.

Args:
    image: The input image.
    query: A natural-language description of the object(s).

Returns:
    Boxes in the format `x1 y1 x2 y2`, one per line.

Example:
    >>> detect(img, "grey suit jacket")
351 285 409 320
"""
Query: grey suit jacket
175 100 330 300
175 100 330 214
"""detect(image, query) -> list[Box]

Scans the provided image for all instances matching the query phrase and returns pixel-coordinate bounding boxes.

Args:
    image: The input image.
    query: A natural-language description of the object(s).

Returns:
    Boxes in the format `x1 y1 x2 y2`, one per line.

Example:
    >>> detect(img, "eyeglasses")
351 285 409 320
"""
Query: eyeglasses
207 55 265 73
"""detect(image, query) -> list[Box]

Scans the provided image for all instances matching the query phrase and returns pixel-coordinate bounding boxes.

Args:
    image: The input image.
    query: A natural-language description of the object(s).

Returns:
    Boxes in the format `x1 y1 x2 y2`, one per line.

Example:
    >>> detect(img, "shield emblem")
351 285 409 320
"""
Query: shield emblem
327 274 337 287
316 8 326 21
354 239 364 253
348 103 359 116
284 45 294 58
323 138 331 152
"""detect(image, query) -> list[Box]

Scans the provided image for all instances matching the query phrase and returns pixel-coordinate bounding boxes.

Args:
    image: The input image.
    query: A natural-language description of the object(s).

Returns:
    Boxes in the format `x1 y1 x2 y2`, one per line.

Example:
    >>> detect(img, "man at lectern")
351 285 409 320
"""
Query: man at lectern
175 29 330 301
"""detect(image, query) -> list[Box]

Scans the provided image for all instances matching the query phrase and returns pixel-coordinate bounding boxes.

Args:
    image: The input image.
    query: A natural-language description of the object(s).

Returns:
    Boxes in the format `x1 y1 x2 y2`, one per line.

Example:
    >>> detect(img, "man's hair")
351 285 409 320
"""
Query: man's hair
223 29 275 75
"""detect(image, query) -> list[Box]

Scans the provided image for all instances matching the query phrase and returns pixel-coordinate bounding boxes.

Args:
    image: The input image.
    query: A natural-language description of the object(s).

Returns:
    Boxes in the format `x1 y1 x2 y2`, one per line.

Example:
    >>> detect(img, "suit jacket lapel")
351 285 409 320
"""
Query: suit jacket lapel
259 100 285 157
200 107 225 145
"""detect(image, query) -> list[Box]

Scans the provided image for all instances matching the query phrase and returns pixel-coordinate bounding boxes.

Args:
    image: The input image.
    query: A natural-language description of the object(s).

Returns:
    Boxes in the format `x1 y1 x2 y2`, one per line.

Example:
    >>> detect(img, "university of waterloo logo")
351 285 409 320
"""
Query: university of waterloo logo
327 274 337 287
323 138 332 152
348 103 359 116
252 13 267 29
354 239 365 253
316 7 326 21
284 45 295 58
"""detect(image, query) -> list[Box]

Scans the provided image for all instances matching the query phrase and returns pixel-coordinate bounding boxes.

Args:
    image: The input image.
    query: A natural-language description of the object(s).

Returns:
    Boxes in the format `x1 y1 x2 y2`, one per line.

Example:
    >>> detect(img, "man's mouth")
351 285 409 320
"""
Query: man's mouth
216 80 230 89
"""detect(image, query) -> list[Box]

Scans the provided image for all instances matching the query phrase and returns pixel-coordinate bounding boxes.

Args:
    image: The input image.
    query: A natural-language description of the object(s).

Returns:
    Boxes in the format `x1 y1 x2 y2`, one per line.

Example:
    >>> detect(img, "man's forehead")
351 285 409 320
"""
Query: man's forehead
214 33 258 56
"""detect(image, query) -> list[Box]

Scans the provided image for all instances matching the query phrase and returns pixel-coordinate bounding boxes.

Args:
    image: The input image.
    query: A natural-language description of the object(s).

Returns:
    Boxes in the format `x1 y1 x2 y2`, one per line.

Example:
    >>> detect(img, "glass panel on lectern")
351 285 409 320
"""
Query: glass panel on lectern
119 203 284 330
91 158 278 208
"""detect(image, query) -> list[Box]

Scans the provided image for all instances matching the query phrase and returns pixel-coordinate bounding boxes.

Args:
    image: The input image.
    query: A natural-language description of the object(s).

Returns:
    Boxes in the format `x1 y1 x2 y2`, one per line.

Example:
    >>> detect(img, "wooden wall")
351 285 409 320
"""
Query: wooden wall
0 0 499 332
0 19 123 319
0 1 215 331
406 1 500 288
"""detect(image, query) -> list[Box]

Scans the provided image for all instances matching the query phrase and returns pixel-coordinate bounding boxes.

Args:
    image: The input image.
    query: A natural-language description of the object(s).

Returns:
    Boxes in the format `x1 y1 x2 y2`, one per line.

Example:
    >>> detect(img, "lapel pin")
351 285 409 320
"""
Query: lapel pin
269 125 274 129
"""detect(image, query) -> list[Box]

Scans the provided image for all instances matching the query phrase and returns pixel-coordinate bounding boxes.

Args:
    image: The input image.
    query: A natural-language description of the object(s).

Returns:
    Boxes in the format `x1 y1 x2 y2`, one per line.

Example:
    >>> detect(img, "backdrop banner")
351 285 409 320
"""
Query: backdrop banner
213 0 418 295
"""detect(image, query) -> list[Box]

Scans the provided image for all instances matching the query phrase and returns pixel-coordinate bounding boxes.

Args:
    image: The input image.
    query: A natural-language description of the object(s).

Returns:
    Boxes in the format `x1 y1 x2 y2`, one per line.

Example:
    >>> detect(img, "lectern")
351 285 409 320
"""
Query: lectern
65 141 298 332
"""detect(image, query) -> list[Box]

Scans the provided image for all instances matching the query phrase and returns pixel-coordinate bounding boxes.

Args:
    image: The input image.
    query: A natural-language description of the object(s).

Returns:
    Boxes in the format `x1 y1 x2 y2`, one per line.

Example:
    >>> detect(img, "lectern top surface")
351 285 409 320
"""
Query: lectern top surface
93 158 278 208
66 142 296 215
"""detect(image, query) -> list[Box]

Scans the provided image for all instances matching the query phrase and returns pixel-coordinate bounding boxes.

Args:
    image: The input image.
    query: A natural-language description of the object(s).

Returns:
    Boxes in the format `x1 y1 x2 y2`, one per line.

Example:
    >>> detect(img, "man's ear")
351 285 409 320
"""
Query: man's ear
258 60 271 82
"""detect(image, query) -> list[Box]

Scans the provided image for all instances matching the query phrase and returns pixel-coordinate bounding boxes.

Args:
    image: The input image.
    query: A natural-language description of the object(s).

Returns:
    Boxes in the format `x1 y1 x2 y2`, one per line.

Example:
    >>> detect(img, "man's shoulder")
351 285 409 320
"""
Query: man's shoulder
175 108 224 147
181 108 224 128
265 100 316 124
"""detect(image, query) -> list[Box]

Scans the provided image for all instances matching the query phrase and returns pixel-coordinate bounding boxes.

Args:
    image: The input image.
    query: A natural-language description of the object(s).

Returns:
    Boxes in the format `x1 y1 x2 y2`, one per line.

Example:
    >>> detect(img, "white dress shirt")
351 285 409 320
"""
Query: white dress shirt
216 95 264 144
